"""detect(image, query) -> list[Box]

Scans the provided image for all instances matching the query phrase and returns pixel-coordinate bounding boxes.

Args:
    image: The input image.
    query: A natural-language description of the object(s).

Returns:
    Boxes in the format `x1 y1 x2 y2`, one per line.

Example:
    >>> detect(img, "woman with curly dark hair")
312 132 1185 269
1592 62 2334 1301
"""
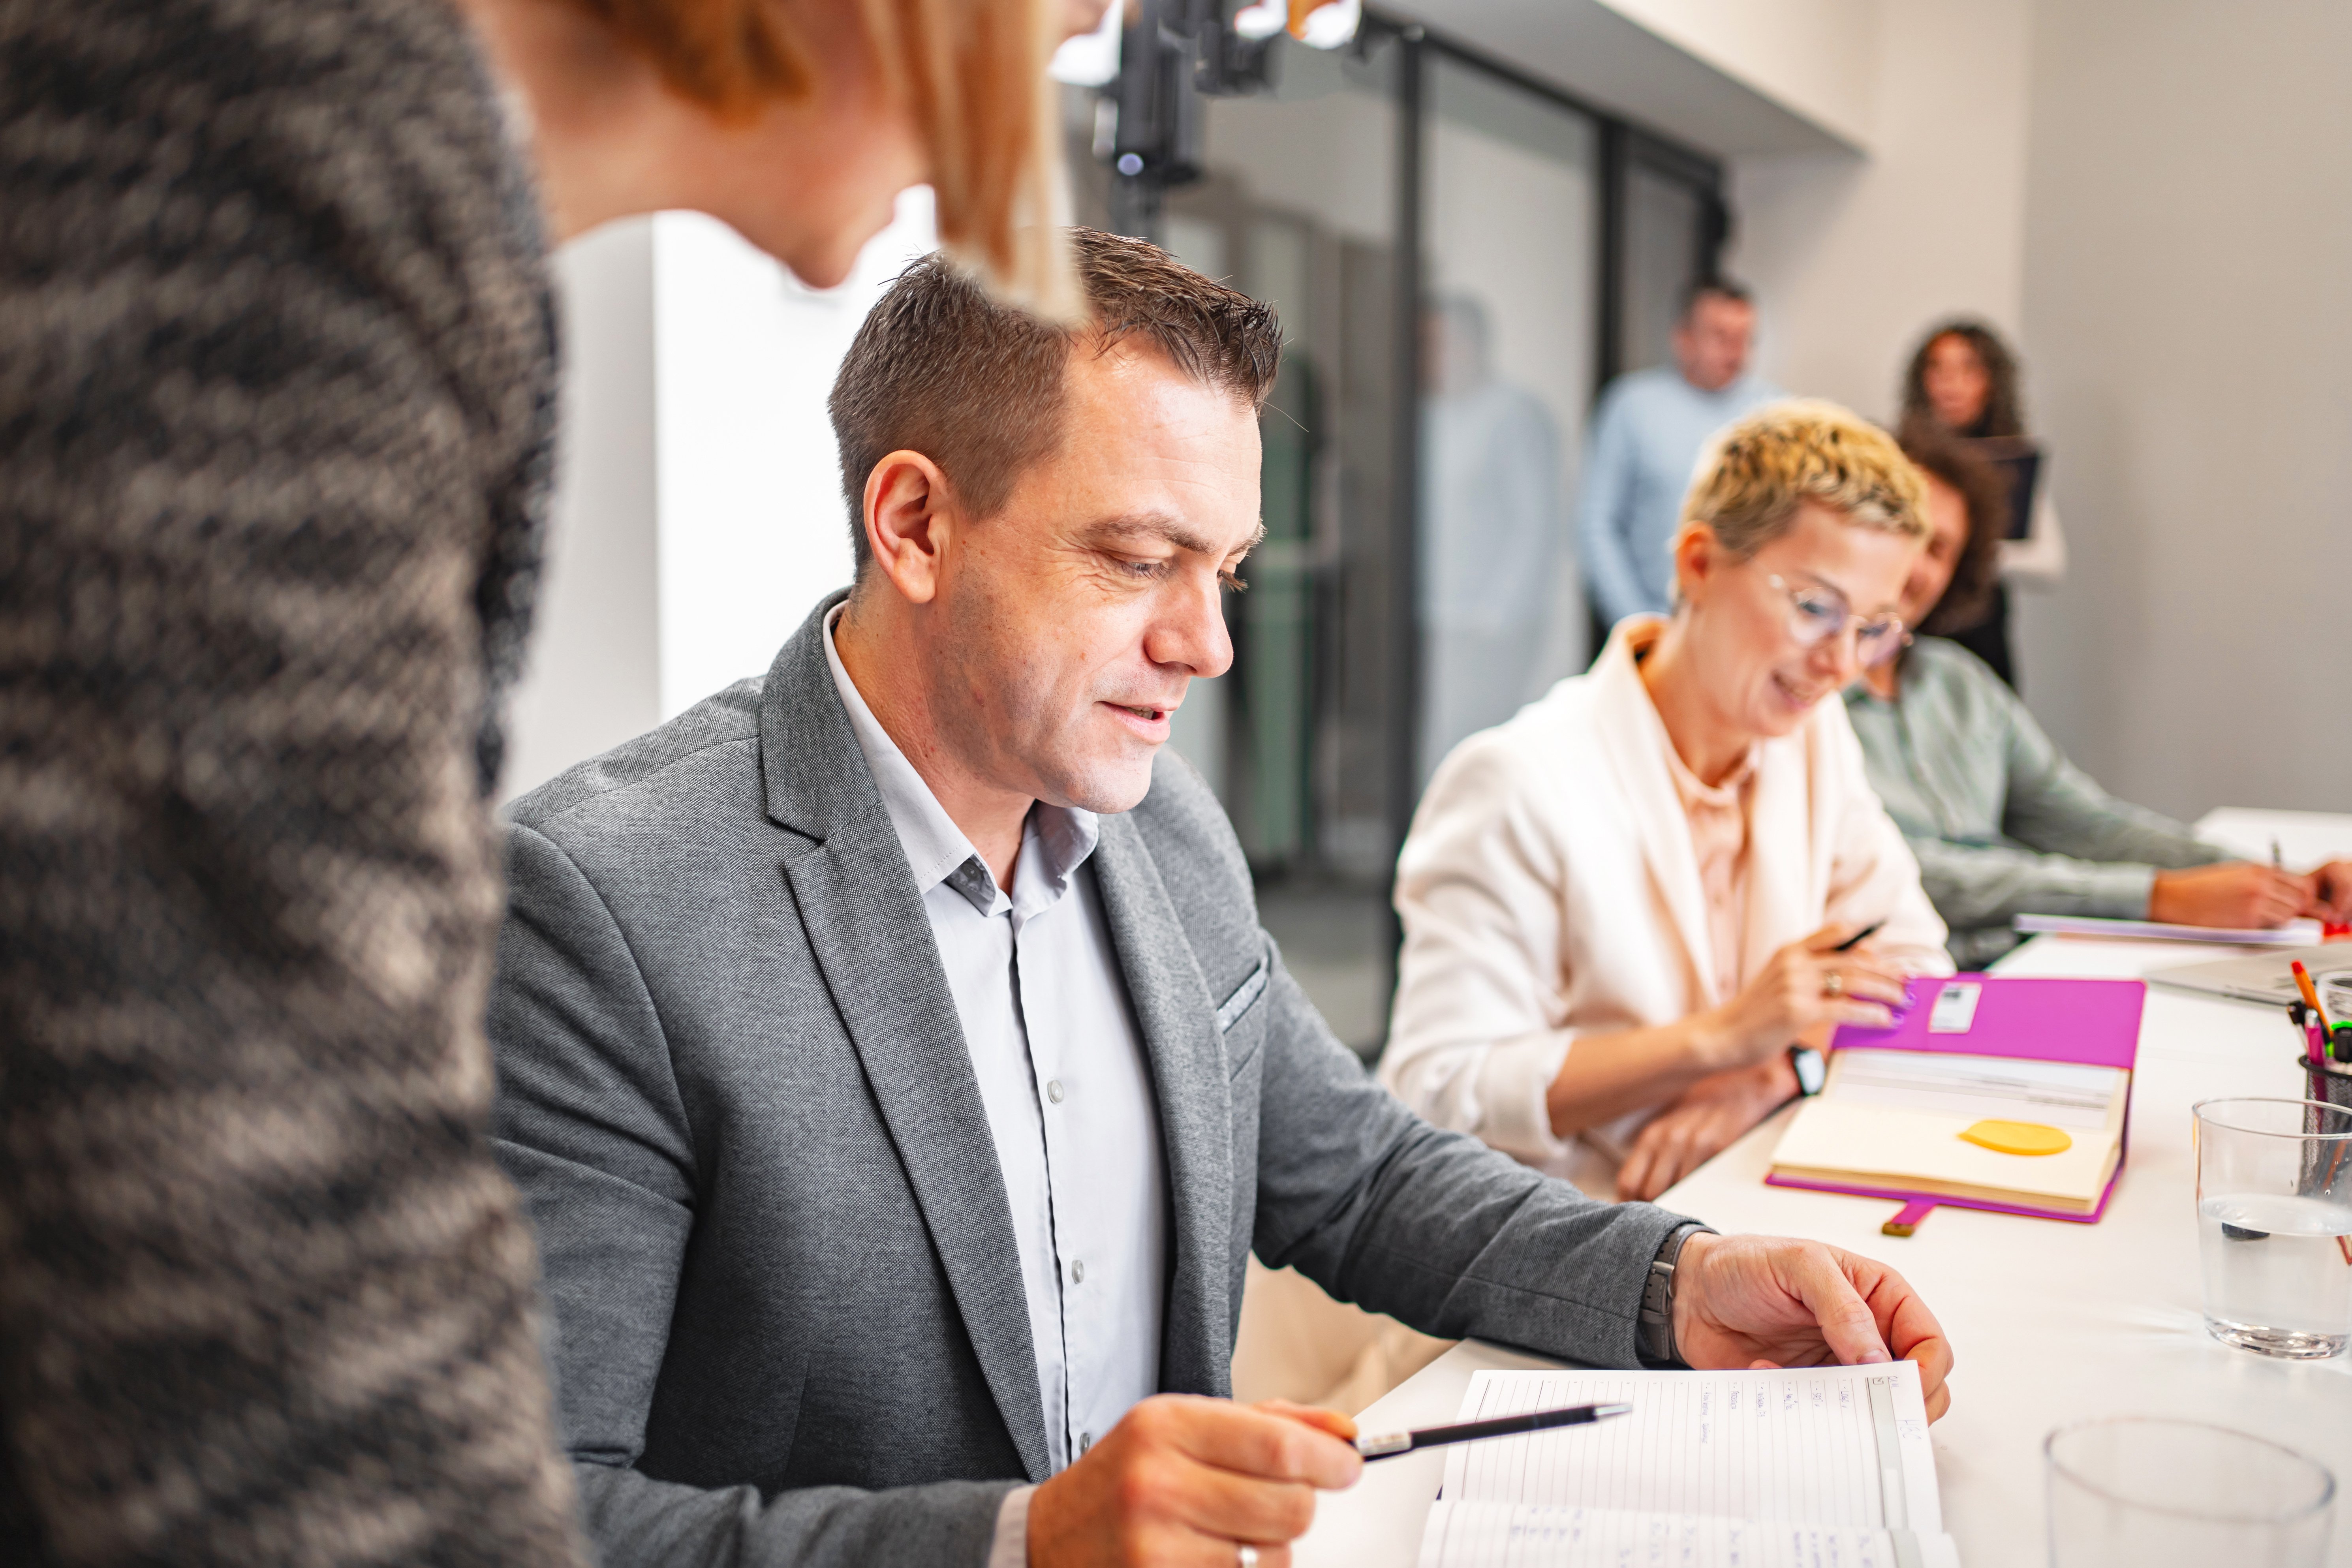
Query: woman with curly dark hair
1843 424 2352 967
1898 319 2068 687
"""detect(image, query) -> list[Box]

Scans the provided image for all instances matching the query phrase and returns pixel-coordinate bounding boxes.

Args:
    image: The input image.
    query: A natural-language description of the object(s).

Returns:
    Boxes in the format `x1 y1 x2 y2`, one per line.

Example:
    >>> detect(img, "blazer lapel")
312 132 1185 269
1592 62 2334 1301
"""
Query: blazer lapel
1589 622 1720 1004
1087 811 1234 1399
759 595 1053 1482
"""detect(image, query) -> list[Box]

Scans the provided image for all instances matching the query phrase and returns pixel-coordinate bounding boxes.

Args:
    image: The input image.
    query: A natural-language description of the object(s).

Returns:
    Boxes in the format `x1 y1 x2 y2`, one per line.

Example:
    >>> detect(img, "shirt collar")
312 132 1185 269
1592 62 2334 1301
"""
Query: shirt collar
823 603 1100 916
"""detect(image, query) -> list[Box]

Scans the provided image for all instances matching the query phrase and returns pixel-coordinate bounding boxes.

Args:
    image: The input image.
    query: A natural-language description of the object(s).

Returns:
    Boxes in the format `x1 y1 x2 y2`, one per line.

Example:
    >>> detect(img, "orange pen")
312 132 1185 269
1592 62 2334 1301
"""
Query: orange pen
2291 960 2331 1034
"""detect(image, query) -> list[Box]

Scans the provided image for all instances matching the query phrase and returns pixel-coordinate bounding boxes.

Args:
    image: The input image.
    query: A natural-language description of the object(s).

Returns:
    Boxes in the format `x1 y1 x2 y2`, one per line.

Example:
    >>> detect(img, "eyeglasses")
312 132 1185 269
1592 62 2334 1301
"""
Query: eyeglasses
1765 574 1911 667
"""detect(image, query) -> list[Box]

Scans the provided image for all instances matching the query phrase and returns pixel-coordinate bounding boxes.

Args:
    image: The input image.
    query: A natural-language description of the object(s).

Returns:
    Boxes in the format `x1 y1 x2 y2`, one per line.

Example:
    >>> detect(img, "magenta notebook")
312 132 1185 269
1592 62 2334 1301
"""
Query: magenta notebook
1764 974 2146 1230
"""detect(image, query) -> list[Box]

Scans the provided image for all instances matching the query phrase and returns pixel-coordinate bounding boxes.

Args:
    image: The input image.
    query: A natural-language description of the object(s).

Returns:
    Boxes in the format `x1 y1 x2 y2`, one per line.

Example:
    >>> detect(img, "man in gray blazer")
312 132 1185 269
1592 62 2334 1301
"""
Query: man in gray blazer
489 230 1952 1568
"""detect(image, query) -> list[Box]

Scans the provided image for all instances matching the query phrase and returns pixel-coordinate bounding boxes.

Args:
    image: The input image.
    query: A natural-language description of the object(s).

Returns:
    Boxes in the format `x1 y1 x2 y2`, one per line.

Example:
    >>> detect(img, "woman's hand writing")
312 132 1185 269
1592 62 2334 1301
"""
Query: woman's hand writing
2149 863 2310 929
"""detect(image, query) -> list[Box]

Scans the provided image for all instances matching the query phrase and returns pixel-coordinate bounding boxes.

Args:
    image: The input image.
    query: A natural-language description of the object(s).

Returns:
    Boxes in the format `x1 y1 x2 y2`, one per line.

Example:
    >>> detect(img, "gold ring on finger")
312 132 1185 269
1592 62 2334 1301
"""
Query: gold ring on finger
1822 972 1845 998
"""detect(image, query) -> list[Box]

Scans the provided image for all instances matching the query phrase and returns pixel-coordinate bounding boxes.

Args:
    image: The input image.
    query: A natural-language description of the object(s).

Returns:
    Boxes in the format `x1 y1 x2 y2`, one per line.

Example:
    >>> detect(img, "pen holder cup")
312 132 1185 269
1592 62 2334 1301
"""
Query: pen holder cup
2301 1054 2352 1115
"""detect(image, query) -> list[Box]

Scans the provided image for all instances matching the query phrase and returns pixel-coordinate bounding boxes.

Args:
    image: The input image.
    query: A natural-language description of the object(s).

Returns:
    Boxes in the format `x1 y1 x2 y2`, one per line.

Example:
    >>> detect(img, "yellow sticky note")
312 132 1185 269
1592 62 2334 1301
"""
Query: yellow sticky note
1958 1119 2072 1157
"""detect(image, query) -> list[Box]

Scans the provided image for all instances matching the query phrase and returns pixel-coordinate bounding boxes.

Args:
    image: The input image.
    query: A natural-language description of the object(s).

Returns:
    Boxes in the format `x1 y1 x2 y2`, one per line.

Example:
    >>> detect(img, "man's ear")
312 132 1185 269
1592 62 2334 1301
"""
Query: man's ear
862 450 958 607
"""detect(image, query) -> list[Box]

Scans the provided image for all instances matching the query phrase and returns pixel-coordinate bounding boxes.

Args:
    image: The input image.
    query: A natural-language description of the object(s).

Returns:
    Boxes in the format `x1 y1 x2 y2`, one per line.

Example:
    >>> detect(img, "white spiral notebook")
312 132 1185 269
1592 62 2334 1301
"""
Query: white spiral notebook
1414 1363 1959 1568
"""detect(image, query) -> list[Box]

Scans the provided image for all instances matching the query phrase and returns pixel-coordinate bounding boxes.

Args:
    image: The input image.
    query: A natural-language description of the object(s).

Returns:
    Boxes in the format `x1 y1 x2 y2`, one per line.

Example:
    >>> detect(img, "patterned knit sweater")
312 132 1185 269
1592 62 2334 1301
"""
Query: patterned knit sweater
0 1 587 1562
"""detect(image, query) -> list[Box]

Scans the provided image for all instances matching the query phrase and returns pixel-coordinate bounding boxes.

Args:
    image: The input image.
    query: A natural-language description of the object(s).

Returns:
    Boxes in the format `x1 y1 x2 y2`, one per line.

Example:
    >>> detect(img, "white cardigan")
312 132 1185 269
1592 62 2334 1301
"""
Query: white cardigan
1379 619 1952 1179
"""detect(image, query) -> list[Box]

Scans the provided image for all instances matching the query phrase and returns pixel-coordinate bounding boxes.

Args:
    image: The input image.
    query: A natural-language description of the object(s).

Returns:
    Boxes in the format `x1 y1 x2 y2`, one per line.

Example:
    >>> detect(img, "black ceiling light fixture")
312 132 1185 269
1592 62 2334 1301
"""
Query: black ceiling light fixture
1095 0 1364 242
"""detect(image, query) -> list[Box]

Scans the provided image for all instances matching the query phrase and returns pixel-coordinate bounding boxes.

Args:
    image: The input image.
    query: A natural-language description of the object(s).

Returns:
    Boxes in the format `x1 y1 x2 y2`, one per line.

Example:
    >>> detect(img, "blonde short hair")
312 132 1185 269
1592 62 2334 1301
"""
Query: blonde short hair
1682 399 1930 555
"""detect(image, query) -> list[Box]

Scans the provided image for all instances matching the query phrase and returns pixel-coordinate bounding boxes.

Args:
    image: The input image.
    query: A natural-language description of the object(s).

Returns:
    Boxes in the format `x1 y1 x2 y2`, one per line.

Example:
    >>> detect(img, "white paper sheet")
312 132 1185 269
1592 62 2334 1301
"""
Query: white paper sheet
1416 1503 1962 1568
2013 913 2320 946
1418 1365 1956 1568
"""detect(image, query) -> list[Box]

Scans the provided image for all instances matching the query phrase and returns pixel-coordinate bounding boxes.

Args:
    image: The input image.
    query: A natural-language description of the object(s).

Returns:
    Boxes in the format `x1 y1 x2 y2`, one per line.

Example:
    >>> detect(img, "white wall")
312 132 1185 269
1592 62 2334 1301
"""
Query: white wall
651 192 939 719
503 220 661 800
502 191 940 800
1724 0 2034 420
1595 0 1880 148
2015 0 2352 819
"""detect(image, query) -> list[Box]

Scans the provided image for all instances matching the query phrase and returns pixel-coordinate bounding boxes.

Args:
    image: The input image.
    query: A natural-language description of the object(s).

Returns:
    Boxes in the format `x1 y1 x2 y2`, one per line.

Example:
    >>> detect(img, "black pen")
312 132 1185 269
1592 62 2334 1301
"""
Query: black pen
1831 919 1886 953
1354 1401 1632 1460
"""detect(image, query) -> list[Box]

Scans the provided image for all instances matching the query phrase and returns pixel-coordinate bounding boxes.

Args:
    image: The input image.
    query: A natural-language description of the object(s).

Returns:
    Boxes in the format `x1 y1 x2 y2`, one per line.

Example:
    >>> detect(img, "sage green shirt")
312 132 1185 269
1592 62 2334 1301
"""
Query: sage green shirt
1843 637 2227 967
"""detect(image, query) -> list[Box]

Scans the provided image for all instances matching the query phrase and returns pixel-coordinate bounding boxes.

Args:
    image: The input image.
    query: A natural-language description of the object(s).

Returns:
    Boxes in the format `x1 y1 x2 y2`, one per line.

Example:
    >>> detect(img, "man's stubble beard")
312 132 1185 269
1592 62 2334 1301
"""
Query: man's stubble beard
934 570 1154 817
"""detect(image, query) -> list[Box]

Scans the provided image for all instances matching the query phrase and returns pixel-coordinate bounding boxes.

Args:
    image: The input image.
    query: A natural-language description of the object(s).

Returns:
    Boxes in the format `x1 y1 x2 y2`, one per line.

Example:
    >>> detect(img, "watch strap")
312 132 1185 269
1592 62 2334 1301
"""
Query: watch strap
1637 1221 1714 1368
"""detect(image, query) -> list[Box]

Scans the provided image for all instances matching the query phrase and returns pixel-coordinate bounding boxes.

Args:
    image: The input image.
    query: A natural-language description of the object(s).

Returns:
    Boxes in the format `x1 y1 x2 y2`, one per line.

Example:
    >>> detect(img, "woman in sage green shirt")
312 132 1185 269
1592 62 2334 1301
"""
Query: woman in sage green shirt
1846 424 2352 966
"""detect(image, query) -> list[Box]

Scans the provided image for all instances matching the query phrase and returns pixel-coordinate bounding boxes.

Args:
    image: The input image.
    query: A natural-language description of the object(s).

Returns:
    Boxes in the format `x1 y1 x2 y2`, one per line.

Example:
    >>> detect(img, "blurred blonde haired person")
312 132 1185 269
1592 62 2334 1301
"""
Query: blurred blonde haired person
1381 402 1953 1203
0 0 1091 1562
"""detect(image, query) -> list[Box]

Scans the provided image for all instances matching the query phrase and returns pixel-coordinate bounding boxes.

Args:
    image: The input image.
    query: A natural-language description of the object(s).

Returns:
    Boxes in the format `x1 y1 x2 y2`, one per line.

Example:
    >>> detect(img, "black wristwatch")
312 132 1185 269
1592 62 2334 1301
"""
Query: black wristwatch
1637 1221 1715 1368
1789 1044 1826 1097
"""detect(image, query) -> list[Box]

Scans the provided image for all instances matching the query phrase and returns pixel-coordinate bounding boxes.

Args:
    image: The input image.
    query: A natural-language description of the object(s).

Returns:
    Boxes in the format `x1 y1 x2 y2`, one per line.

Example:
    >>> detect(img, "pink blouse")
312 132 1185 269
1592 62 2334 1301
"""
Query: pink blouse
1658 730 1759 1004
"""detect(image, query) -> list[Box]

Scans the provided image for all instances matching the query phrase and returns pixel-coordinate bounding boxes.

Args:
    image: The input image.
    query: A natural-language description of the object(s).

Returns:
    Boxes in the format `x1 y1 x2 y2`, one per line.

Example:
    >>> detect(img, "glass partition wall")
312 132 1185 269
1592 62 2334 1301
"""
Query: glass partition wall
1067 16 1724 1058
1418 58 1599 787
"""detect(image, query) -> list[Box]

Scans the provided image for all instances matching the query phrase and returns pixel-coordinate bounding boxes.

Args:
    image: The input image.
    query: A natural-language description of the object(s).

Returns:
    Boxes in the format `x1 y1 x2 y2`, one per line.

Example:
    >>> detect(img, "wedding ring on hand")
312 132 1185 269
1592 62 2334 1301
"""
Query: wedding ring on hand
1238 1546 1260 1568
1821 972 1845 998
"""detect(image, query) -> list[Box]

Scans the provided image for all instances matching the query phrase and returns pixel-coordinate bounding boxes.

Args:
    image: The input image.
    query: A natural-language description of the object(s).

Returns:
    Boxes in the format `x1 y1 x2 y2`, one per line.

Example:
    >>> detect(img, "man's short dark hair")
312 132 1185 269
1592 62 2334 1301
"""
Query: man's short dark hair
1678 276 1753 323
828 227 1284 575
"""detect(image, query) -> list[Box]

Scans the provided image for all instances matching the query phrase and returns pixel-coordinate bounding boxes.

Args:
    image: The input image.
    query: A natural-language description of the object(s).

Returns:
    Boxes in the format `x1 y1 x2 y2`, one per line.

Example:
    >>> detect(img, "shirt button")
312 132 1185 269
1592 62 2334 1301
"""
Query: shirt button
1047 1079 1065 1104
1070 1258 1086 1284
1079 1432 1093 1455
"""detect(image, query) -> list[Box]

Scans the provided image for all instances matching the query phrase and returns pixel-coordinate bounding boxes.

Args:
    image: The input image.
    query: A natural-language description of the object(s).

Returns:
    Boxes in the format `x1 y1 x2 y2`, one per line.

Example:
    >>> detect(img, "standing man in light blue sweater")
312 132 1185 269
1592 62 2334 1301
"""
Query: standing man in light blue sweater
1578 280 1785 630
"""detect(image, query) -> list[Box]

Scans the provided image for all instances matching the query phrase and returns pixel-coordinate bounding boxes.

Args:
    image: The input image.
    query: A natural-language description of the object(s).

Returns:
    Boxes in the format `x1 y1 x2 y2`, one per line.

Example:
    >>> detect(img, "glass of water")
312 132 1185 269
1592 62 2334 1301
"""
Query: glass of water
2193 1097 2352 1358
2046 1417 2336 1566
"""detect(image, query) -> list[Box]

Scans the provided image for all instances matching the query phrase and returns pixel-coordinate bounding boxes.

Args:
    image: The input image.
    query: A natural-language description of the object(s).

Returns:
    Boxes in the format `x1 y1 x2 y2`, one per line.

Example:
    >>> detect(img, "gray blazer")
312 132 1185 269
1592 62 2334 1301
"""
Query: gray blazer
490 593 1692 1566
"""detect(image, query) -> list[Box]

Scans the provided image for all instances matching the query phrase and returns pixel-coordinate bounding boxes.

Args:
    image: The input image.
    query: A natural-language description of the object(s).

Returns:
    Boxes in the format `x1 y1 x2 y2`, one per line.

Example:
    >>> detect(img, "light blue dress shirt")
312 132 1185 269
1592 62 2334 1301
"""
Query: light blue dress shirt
1575 366 1784 625
822 607 1169 1489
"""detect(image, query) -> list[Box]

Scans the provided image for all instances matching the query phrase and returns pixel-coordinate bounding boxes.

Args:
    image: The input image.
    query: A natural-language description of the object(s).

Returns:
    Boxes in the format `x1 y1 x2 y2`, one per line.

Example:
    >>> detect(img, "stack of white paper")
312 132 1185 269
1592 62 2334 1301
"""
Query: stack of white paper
1416 1364 1958 1568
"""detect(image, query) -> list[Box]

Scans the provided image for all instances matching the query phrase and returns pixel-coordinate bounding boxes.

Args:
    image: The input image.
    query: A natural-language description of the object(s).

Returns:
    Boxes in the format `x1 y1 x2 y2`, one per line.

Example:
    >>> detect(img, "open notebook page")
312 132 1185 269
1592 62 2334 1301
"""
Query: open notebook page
1416 1504 1961 1568
1772 1048 2128 1209
1824 1048 2123 1130
1438 1365 1944 1531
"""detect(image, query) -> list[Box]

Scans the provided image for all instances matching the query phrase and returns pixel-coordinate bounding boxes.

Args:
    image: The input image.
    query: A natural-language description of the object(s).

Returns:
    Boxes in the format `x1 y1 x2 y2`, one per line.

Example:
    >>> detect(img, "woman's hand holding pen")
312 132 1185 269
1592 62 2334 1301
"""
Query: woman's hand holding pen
1693 923 1908 1074
2150 862 2313 929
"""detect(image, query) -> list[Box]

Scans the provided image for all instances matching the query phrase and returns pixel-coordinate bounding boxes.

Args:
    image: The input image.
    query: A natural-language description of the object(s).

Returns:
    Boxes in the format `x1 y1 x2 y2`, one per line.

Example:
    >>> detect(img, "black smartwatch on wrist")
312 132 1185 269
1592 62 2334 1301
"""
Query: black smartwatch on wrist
1788 1044 1826 1097
1636 1221 1715 1368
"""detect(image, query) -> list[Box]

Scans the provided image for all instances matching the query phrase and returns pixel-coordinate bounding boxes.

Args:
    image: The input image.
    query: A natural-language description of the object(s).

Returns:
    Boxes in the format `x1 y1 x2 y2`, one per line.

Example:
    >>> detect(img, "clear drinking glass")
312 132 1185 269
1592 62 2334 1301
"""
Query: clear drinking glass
2192 1097 2352 1358
2046 1418 2336 1567
2319 972 2352 1026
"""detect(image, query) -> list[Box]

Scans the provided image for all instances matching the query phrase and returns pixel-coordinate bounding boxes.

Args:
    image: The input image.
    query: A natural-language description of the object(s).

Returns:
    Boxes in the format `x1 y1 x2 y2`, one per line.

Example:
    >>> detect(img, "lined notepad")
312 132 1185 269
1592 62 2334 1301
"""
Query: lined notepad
1416 1365 1957 1568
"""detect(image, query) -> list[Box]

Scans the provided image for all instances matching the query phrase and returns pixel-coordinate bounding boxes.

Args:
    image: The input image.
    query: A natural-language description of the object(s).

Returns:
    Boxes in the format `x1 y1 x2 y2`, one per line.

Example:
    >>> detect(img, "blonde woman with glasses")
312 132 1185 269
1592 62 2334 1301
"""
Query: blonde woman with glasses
1382 402 1953 1204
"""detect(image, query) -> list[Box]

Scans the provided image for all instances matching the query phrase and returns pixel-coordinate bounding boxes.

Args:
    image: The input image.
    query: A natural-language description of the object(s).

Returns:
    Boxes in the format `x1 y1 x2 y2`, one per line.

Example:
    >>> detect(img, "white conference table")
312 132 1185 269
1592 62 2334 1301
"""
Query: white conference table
1300 808 2352 1567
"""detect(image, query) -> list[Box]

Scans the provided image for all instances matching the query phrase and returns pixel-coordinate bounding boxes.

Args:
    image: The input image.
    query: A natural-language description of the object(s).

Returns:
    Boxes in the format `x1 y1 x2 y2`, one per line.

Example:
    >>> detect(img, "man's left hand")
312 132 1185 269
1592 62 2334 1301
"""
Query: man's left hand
1668 1232 1954 1421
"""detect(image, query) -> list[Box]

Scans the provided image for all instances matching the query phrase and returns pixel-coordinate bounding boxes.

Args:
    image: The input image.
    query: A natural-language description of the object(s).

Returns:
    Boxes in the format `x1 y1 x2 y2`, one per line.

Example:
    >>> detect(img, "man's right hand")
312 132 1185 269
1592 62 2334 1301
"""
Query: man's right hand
2149 862 2310 929
1697 924 1909 1070
1026 1395 1362 1567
